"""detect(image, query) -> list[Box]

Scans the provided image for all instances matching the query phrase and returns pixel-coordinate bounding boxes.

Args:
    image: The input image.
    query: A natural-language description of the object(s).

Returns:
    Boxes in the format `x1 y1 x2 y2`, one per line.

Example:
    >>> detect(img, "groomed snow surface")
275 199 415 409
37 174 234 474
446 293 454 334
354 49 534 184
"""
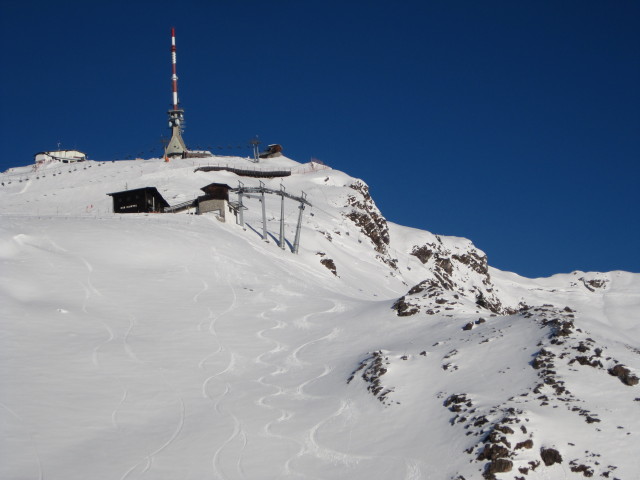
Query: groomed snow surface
1 156 639 479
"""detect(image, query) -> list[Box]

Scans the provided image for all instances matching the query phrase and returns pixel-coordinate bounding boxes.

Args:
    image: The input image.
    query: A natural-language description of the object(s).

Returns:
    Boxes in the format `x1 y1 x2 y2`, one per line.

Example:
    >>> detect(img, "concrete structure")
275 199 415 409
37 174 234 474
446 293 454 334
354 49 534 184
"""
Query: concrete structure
196 183 232 221
34 150 87 165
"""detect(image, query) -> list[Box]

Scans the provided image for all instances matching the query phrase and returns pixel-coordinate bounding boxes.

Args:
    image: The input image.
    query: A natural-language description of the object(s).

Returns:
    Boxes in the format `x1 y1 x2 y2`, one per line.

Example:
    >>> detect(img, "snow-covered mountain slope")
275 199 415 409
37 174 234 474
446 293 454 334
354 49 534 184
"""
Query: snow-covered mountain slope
1 156 638 480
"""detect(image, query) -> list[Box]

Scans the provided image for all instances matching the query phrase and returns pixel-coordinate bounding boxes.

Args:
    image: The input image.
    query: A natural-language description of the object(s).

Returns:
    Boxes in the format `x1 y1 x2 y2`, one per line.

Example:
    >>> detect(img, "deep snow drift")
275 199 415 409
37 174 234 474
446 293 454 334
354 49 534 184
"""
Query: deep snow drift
1 156 639 479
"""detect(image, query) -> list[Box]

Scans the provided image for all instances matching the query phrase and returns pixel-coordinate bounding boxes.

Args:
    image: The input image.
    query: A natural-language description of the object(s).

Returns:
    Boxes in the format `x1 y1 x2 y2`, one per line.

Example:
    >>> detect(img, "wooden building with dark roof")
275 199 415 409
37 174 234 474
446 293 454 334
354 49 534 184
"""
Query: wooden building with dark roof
107 187 170 213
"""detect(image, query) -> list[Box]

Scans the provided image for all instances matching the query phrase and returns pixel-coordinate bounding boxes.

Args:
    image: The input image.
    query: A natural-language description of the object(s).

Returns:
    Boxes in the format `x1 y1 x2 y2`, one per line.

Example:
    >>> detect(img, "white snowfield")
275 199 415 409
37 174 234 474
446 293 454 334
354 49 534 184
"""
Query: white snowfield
1 156 639 480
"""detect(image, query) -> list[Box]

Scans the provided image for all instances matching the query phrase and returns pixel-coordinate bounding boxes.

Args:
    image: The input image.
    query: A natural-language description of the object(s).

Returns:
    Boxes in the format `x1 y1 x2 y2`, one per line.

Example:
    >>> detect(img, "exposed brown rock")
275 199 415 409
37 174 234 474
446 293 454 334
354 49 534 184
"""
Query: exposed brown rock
436 257 454 276
570 463 594 477
452 251 489 274
494 425 515 435
410 245 434 264
540 447 563 466
407 282 427 295
444 393 471 412
485 458 513 475
319 258 337 276
579 277 608 292
476 292 504 314
391 296 419 317
477 443 509 461
608 364 639 386
347 351 394 405
345 181 390 254
515 439 533 450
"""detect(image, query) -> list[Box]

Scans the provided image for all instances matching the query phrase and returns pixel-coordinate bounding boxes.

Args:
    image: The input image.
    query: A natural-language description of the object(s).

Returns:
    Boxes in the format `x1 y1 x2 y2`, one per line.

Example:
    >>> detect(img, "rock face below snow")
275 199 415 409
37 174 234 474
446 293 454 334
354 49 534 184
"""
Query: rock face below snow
351 297 638 479
608 364 639 386
347 350 395 405
393 235 516 317
316 252 338 276
345 180 390 255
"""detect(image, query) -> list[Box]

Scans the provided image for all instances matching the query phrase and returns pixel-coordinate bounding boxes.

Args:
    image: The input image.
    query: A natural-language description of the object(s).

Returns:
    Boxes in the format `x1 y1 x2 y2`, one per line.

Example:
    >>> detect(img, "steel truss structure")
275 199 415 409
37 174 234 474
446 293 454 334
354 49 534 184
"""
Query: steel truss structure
231 181 312 254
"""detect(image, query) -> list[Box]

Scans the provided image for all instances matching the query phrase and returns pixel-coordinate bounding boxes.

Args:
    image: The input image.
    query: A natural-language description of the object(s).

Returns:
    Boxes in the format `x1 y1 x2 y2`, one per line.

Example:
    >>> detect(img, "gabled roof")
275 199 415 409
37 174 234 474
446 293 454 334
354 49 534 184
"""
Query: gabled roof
106 187 170 207
200 182 232 194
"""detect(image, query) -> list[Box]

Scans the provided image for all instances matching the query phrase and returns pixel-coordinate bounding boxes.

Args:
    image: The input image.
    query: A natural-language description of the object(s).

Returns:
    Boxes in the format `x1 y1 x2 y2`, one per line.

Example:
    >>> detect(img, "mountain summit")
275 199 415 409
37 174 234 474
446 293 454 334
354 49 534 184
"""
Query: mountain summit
1 155 638 479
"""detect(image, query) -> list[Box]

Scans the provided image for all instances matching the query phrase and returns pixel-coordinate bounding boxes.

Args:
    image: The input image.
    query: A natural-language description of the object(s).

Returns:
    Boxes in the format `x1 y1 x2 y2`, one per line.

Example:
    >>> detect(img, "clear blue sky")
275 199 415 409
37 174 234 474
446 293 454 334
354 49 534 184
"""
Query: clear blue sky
2 0 638 278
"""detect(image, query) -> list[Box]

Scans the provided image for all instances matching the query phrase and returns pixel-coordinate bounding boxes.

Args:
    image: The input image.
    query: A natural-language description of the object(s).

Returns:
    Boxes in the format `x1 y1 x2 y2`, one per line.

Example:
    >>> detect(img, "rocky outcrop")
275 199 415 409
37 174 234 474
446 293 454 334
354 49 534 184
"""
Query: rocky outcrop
344 181 390 255
394 236 513 317
484 458 512 477
540 447 563 466
567 273 610 292
410 240 490 282
434 304 627 479
608 364 639 386
351 297 628 479
579 276 609 292
316 252 337 276
391 296 419 316
347 350 395 405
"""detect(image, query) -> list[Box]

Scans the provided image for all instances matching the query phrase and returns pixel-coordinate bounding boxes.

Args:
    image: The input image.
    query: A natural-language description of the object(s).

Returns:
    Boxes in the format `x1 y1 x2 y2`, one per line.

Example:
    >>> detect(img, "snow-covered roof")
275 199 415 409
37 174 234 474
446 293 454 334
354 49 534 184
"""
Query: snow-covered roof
34 150 87 163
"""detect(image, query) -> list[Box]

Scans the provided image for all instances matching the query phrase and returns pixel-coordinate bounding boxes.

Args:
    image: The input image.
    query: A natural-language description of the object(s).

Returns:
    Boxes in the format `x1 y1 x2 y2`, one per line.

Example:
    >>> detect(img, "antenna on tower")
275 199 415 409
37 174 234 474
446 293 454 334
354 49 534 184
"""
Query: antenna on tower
165 27 188 158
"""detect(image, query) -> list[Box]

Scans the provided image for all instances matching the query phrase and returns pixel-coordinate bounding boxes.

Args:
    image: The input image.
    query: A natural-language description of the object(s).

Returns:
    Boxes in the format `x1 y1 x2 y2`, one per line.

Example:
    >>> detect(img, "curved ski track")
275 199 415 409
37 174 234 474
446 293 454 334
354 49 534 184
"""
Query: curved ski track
193 272 373 479
0 402 43 480
77 254 190 480
255 295 374 478
64 243 410 478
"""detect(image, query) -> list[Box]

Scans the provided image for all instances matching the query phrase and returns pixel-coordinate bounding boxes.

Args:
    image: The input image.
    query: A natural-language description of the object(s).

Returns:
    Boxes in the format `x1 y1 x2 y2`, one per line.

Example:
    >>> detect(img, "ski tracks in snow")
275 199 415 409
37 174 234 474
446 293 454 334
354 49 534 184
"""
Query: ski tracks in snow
210 382 248 480
403 459 425 480
288 326 341 372
255 302 302 463
79 254 188 480
122 314 140 363
79 256 134 437
305 398 372 465
255 296 377 477
119 376 186 480
202 353 237 399
195 265 249 480
153 252 374 478
79 257 114 369
0 402 43 480
193 278 209 304
79 256 141 439
198 276 237 369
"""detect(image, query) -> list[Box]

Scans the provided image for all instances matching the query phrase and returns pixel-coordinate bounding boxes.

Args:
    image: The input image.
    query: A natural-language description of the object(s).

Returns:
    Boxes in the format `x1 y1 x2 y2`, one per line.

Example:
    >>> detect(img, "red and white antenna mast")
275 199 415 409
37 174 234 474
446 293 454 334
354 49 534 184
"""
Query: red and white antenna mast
165 27 187 158
171 27 179 110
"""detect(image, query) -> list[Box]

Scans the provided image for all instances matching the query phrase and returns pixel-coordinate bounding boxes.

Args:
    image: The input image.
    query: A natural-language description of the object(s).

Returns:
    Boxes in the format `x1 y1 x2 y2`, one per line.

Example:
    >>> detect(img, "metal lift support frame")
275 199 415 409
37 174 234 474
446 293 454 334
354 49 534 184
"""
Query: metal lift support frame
231 183 312 254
